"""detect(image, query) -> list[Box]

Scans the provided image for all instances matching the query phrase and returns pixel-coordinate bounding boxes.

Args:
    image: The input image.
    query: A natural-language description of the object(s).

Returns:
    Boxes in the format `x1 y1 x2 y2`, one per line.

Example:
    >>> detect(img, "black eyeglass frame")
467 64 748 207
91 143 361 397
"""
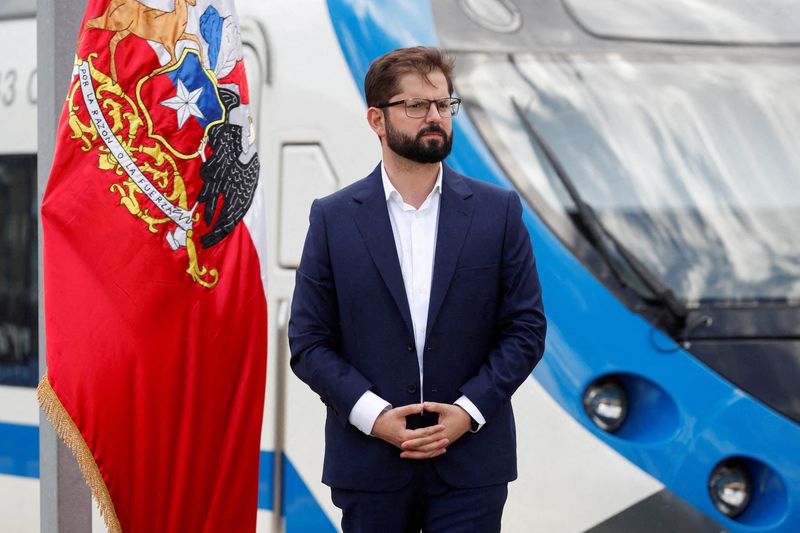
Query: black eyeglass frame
377 97 463 118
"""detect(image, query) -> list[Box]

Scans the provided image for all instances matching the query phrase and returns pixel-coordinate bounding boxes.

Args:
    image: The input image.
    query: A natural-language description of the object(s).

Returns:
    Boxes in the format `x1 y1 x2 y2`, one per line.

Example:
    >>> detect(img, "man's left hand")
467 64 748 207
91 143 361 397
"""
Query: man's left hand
400 402 471 458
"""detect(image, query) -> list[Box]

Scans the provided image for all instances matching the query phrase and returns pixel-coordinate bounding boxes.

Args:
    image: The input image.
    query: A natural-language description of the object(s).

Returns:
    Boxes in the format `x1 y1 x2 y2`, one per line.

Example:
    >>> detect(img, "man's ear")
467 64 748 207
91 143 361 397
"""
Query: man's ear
367 107 386 138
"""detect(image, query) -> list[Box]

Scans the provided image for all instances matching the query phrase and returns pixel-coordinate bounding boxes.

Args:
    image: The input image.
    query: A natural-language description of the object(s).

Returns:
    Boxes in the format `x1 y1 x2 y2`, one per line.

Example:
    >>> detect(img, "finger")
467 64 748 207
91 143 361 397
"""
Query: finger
401 433 447 450
400 447 447 460
401 432 446 449
422 402 449 414
403 437 449 453
392 403 424 417
401 424 445 441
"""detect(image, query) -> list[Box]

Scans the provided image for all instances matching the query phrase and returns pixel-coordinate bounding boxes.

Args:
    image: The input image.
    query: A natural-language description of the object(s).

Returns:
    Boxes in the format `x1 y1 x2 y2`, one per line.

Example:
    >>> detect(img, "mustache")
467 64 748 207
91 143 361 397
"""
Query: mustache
416 126 448 139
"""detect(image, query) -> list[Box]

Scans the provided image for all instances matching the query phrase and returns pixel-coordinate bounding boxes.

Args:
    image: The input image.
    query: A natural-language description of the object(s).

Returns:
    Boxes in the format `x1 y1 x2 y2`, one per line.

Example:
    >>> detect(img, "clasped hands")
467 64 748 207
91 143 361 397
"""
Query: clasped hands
370 402 472 459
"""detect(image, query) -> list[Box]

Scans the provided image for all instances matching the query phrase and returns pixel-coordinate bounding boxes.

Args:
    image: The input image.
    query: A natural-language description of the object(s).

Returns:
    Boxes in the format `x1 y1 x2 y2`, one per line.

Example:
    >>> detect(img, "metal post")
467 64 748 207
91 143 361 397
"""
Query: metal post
272 300 291 533
38 0 92 531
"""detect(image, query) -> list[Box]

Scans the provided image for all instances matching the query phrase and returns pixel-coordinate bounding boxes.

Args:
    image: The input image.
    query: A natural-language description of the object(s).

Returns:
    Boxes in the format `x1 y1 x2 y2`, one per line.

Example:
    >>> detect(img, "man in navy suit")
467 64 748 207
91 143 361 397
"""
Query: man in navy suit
289 47 546 532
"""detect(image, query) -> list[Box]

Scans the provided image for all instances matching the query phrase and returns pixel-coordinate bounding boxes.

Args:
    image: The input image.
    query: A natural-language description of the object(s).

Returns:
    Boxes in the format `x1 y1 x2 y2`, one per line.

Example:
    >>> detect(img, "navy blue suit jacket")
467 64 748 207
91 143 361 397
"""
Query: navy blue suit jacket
289 163 546 491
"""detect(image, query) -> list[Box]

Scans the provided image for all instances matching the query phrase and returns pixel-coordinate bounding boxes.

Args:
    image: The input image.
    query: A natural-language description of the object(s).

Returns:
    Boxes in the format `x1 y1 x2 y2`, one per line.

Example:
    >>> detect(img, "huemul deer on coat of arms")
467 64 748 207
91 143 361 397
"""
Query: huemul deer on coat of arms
85 0 202 82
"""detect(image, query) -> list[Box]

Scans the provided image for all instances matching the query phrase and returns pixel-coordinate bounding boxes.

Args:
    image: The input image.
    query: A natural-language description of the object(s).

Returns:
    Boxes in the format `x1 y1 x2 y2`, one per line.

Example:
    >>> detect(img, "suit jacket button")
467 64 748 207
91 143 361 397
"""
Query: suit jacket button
407 384 417 394
407 343 415 352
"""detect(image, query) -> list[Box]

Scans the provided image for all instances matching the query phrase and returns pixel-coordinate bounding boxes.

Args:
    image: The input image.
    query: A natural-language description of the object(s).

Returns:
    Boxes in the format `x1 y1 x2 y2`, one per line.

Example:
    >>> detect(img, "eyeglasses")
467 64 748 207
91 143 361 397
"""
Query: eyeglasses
378 97 462 118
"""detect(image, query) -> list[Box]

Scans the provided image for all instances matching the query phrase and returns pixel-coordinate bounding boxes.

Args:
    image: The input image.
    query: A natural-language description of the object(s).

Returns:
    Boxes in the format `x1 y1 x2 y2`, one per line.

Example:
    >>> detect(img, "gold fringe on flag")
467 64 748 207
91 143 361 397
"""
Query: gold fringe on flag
37 373 123 533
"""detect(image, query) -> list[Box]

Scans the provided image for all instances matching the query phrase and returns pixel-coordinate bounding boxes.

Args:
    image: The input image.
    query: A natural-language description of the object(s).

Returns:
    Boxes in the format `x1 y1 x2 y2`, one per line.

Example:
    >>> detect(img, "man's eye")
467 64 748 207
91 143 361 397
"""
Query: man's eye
437 102 450 111
407 101 425 109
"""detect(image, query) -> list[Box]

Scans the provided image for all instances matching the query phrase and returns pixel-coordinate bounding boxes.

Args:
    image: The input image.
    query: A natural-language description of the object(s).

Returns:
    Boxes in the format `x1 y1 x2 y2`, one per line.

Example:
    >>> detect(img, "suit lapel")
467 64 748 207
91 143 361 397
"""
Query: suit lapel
426 166 474 335
352 166 415 339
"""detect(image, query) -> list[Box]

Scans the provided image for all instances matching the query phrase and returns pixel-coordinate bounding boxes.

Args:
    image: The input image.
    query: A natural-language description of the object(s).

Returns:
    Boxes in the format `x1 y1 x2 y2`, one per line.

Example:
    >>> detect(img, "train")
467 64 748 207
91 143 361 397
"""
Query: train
1 0 798 531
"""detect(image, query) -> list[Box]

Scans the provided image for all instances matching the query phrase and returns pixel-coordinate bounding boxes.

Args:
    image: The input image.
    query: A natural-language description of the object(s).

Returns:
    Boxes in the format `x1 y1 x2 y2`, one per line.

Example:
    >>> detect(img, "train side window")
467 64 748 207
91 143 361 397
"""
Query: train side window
0 154 37 387
278 144 338 269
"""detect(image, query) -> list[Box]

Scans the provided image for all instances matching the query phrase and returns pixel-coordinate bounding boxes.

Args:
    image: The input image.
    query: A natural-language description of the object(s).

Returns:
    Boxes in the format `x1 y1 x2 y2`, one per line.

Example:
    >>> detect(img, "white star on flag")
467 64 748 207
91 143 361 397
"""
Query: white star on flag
160 80 205 129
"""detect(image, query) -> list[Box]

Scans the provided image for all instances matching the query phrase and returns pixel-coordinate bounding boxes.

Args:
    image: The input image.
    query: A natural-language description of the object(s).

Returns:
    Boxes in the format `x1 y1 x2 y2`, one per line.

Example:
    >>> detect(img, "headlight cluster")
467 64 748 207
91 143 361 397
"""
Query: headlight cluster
584 376 756 520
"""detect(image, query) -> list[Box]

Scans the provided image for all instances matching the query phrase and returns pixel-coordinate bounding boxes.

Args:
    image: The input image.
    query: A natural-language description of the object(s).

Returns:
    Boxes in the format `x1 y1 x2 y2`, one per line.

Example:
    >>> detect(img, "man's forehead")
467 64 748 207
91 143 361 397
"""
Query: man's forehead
395 70 448 97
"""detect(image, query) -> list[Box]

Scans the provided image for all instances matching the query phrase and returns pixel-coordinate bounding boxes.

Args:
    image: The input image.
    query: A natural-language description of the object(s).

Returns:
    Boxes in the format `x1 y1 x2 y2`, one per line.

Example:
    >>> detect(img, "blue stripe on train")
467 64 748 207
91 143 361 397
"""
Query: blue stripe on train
0 422 38 478
259 451 337 532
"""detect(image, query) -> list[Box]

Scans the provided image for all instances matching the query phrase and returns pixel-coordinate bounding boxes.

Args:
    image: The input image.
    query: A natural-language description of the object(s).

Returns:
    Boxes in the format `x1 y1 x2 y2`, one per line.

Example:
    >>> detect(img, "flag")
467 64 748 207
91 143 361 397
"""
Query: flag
38 0 267 531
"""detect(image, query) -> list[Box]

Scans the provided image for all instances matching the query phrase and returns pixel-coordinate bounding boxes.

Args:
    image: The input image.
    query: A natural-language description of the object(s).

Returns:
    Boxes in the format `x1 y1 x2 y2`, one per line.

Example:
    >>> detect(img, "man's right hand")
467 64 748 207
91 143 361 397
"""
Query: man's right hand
370 404 449 459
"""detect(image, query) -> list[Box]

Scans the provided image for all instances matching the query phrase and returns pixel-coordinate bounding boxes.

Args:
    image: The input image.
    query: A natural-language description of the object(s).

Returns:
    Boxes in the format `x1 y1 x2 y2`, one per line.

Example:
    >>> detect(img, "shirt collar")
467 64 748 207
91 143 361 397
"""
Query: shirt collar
381 161 443 203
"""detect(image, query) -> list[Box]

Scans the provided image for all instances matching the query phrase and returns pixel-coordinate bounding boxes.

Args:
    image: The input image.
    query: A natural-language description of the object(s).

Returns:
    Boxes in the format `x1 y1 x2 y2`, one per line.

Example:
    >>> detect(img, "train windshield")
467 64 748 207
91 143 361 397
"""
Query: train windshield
457 52 800 305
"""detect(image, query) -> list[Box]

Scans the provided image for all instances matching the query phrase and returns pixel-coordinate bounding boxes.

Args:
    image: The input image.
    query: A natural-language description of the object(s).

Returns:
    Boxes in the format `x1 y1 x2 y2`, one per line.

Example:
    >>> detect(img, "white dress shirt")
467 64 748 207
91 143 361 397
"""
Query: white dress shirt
348 162 486 435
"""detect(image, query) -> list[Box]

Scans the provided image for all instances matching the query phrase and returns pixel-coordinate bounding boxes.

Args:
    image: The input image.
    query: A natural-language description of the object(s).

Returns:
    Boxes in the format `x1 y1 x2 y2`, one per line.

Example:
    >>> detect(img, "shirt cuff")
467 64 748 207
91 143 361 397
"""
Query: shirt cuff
455 395 486 433
349 390 392 435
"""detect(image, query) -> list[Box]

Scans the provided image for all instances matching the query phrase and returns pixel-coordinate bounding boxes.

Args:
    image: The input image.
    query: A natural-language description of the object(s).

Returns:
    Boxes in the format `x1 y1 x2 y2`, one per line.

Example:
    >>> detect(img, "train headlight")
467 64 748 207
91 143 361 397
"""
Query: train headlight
708 459 752 518
582 377 627 432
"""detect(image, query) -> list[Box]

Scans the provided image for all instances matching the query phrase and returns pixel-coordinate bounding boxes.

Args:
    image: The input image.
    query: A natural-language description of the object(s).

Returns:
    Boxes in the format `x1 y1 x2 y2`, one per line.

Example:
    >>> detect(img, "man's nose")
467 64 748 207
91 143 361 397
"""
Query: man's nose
424 101 444 122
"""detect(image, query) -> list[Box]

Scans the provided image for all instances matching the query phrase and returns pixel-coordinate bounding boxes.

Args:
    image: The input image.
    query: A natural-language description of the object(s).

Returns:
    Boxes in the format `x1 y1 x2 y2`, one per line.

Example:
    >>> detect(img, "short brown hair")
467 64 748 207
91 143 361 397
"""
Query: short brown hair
364 46 455 108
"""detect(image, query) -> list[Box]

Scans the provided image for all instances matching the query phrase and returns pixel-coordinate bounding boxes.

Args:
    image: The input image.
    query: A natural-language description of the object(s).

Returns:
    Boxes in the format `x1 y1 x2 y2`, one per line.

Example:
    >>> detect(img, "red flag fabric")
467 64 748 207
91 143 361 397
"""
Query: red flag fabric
38 1 267 531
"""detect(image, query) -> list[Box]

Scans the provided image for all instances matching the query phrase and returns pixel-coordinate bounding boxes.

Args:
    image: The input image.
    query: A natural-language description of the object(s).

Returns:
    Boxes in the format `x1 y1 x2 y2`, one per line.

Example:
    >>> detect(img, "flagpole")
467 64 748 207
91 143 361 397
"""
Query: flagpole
38 0 92 531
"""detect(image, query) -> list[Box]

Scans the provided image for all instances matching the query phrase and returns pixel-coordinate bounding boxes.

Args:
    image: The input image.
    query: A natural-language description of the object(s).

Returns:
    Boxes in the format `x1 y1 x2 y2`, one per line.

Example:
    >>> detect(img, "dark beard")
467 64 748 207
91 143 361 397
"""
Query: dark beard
385 116 453 164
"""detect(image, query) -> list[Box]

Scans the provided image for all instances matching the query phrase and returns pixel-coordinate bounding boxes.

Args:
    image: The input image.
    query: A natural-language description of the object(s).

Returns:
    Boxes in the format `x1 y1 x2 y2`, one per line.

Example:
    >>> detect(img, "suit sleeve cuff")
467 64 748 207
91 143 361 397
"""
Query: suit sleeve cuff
349 391 392 435
455 395 486 433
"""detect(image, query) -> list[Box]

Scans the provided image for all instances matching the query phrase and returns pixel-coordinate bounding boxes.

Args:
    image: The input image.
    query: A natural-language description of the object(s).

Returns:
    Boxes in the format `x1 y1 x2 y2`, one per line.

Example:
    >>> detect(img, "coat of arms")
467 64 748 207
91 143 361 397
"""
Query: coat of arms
67 0 259 288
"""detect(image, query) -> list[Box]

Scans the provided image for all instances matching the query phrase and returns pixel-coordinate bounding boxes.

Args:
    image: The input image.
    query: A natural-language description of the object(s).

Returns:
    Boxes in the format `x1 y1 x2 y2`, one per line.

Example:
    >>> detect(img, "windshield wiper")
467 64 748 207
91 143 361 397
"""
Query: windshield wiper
510 97 688 335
